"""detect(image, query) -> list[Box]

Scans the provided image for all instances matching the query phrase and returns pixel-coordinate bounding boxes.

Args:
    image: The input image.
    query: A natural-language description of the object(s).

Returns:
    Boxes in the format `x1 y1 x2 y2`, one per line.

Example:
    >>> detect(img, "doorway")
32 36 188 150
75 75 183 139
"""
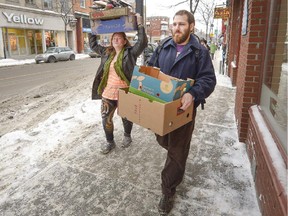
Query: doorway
8 35 27 56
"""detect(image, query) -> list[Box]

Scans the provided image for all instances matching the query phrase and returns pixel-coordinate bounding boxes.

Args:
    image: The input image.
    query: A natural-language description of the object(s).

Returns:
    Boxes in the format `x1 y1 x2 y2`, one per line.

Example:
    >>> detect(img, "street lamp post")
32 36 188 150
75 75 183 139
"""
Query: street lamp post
135 0 144 64
135 0 144 16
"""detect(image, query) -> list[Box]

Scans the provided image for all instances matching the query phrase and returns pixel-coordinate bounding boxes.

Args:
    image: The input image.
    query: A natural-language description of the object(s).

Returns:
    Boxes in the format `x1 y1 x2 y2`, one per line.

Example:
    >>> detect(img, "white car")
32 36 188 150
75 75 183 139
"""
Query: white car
35 47 75 64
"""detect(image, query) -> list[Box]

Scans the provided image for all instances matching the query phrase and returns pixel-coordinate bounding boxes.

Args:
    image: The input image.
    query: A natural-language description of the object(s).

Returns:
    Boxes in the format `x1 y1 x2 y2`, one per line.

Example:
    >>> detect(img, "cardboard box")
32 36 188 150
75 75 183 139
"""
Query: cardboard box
130 66 194 102
118 88 193 136
129 87 166 103
90 15 137 34
90 7 129 20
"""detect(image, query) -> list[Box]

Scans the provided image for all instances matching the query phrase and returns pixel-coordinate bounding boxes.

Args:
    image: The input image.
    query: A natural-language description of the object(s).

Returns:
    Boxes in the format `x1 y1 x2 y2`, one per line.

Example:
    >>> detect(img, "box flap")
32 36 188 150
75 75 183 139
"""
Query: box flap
130 66 195 102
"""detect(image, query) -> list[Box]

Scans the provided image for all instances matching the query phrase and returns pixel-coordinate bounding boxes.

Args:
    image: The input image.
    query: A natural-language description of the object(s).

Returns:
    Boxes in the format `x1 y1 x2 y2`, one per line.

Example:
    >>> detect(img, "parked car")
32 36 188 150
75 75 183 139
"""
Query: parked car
35 47 75 64
85 47 101 58
144 43 158 65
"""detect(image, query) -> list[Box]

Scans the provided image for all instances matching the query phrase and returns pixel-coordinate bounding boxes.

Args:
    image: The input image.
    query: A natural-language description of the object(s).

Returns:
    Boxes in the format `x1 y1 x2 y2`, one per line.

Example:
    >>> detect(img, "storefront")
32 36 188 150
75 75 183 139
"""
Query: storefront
82 17 92 52
0 4 76 59
74 12 91 53
226 0 287 215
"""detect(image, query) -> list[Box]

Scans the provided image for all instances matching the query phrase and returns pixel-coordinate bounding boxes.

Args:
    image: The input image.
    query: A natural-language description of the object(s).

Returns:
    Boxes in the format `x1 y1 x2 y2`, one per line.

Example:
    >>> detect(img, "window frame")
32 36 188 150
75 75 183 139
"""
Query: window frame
43 0 53 9
259 0 287 152
25 0 35 4
80 0 86 8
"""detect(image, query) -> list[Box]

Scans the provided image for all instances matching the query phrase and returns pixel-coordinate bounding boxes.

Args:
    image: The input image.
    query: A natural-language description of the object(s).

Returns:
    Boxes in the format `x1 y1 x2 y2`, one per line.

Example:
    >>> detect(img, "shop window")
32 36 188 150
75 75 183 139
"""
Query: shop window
260 0 287 152
9 34 17 54
8 28 25 35
27 30 36 55
43 0 53 9
5 0 19 3
25 0 35 4
82 18 91 29
7 28 26 56
241 0 249 35
45 31 56 49
80 0 85 8
60 0 70 12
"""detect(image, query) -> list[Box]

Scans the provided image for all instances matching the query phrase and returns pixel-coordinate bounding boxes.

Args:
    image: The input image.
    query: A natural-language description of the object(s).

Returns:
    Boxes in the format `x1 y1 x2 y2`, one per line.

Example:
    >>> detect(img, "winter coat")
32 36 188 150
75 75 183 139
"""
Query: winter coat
148 34 216 108
89 26 148 99
210 43 217 54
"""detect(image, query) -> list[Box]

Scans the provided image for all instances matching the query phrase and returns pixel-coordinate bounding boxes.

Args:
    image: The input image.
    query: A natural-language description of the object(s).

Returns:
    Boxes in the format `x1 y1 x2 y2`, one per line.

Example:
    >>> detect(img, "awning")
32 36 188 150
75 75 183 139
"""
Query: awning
74 11 89 18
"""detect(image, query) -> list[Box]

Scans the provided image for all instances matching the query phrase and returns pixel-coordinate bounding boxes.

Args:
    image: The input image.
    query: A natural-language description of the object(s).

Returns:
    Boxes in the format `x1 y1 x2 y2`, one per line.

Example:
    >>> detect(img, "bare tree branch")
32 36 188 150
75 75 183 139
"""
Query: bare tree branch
196 0 216 40
56 0 76 46
163 0 201 15
192 0 200 14
174 0 189 7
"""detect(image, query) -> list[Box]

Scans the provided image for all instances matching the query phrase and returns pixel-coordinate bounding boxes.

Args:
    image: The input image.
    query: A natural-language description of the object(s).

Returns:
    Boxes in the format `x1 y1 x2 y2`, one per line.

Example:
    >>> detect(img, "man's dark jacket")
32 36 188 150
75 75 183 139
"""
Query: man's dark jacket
148 35 216 108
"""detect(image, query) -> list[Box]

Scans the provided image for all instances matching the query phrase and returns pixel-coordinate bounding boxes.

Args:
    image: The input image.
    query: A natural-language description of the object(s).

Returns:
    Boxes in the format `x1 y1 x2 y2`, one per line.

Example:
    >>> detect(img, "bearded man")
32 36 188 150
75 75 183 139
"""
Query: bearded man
148 10 216 215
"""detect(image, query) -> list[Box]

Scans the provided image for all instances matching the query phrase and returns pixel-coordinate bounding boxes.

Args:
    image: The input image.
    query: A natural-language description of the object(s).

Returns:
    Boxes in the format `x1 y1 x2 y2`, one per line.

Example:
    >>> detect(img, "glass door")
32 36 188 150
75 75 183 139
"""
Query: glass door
18 36 26 55
9 34 18 55
35 31 43 54
8 33 27 56
27 30 36 54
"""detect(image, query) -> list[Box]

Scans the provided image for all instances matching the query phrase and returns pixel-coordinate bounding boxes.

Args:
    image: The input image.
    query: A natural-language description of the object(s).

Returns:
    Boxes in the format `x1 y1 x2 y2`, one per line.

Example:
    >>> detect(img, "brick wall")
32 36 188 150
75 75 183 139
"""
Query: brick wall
233 0 266 142
227 0 242 86
146 16 170 42
73 0 93 13
73 0 93 53
227 0 287 215
247 107 287 216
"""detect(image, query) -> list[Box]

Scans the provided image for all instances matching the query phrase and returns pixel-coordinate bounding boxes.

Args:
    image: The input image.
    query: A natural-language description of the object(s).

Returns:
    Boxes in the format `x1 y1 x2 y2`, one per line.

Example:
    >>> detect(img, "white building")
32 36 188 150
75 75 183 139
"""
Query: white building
0 0 76 59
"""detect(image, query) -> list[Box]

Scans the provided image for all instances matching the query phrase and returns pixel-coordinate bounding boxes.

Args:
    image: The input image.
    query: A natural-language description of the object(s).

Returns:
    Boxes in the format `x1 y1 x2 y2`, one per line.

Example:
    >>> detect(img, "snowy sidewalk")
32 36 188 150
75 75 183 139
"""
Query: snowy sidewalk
0 50 261 215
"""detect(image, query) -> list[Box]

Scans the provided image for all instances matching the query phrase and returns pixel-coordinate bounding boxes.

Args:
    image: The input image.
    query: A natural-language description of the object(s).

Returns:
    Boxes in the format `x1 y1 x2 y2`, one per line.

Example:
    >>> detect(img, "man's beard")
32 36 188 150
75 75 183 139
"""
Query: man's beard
172 28 190 44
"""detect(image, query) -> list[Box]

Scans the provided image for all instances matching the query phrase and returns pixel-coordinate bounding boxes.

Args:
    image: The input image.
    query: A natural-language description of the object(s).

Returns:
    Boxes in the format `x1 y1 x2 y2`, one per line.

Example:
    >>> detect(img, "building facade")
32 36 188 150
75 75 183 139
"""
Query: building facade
146 16 170 44
0 0 76 59
226 0 287 215
73 0 92 54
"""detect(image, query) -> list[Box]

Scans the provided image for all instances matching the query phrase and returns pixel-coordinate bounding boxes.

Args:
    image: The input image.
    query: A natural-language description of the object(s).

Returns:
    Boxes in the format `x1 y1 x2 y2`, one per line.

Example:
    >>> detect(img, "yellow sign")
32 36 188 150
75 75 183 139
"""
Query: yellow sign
214 7 230 19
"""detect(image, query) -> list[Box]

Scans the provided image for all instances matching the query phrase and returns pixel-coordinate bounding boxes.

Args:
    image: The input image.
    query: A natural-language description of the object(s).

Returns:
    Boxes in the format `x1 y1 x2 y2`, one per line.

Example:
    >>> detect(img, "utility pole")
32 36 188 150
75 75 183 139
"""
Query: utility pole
135 0 143 17
135 0 145 65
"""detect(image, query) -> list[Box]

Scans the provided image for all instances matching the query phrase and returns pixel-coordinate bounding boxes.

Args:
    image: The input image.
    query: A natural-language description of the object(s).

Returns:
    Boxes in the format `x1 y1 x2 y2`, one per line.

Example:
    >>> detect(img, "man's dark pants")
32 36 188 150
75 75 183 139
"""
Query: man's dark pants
156 110 196 197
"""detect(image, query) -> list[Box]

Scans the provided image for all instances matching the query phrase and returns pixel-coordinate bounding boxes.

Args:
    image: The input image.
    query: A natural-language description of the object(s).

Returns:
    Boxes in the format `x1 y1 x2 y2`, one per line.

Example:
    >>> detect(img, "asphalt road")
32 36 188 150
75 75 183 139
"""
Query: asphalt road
0 58 100 102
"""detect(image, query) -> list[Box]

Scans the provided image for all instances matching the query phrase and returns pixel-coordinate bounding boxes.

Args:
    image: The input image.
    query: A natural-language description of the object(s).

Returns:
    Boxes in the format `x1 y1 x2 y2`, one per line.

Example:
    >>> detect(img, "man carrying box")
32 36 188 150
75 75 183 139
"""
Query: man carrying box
147 10 216 215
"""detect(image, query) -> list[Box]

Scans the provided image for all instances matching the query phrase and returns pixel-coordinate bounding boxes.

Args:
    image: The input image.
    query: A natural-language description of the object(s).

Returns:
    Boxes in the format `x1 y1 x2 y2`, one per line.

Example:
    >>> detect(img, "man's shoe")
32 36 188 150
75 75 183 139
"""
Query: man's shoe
121 136 132 148
100 140 116 154
158 194 174 215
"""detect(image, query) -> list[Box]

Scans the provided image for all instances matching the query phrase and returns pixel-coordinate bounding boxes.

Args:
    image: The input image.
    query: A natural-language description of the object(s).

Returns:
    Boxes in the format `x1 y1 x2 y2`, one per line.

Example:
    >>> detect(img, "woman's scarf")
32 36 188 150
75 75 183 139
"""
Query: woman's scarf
97 48 129 95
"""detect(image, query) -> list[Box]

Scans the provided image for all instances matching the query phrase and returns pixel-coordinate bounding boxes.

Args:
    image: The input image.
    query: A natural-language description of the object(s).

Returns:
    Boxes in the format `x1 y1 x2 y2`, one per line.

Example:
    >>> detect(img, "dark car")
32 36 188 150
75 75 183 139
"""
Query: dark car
144 43 158 65
35 47 75 64
85 47 101 58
